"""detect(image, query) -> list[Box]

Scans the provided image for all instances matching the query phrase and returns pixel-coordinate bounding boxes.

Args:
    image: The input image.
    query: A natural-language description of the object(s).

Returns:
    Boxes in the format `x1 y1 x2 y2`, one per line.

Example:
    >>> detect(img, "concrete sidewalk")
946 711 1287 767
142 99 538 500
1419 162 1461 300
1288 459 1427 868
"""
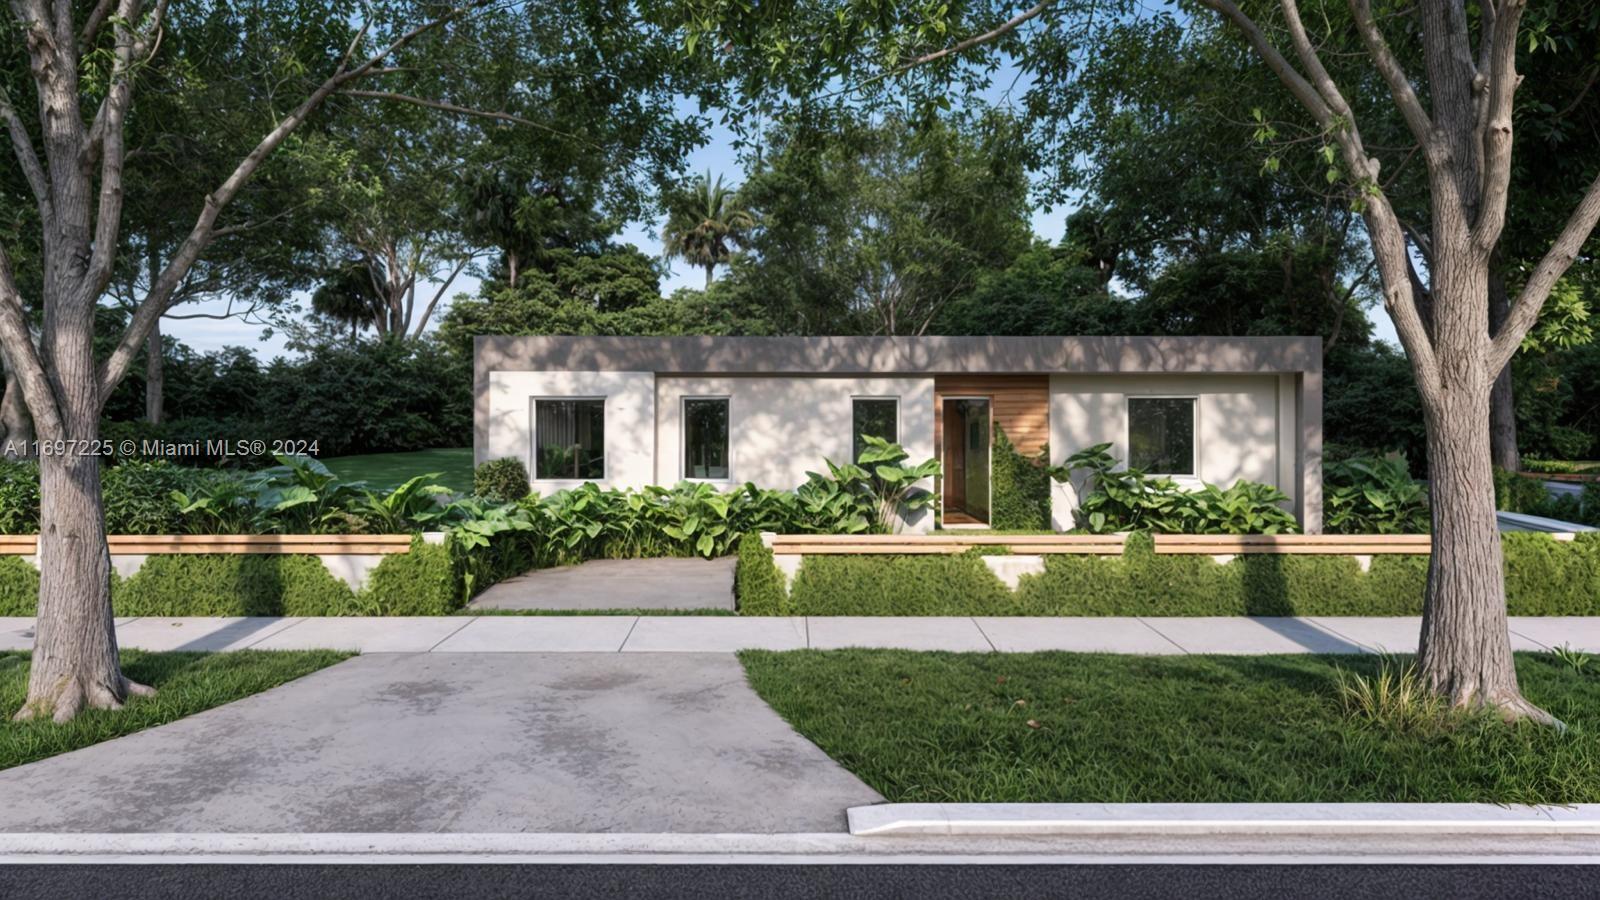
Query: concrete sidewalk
2 615 1595 655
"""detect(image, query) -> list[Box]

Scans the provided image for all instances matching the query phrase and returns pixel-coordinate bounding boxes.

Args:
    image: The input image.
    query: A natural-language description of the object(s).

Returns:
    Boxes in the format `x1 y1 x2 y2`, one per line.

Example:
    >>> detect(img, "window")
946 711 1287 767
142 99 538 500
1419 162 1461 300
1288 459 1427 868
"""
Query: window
683 398 730 479
1127 397 1196 475
851 398 899 461
535 399 605 480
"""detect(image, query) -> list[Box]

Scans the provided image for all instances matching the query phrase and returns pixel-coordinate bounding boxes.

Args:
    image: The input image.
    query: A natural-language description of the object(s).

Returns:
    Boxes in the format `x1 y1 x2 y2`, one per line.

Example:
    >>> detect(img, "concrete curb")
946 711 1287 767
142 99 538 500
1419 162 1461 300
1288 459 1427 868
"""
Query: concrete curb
847 803 1600 837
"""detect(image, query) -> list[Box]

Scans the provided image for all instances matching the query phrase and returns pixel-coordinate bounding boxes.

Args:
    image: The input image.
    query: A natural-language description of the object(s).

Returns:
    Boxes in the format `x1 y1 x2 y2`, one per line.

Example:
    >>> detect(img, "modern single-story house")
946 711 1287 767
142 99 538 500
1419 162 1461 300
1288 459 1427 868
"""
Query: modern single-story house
474 335 1324 533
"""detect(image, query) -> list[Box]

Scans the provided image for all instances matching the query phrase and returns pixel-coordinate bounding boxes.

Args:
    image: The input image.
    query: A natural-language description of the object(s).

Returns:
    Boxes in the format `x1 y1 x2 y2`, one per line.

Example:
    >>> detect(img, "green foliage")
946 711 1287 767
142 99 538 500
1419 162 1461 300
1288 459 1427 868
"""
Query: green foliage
663 171 755 285
735 533 789 616
1324 342 1427 469
1494 468 1600 527
1054 444 1299 534
359 537 460 616
989 426 1051 531
114 555 357 617
787 551 1013 615
473 458 531 504
1324 456 1430 534
0 461 39 534
0 557 39 616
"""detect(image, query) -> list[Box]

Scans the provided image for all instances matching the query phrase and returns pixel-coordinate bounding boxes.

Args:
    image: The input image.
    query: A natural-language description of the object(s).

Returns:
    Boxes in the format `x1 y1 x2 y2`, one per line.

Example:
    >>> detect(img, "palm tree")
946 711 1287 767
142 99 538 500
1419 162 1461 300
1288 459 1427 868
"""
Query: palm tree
663 171 756 288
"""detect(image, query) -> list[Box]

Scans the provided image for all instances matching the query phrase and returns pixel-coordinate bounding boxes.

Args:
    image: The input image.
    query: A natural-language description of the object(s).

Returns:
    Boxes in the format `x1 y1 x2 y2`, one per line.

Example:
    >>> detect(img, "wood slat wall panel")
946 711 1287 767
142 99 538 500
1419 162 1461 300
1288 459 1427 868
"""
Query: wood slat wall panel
933 374 1051 458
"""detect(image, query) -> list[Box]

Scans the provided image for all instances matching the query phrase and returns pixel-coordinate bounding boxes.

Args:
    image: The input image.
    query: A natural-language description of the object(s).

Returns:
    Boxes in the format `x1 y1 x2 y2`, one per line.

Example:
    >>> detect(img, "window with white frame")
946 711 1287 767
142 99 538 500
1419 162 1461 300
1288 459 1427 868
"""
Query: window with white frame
683 397 730 479
534 398 605 480
851 397 899 462
1127 397 1196 475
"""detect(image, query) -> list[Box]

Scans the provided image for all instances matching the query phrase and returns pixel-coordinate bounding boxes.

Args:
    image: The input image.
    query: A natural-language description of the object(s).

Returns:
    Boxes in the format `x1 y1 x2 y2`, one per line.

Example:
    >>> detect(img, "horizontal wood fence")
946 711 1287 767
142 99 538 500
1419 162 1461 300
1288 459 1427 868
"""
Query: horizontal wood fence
770 533 1435 556
0 535 415 555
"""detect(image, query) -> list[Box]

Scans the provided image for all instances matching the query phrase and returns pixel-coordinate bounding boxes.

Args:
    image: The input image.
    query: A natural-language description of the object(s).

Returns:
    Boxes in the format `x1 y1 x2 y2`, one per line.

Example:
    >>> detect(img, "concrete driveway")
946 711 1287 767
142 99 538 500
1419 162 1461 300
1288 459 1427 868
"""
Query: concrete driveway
468 557 737 611
0 653 879 833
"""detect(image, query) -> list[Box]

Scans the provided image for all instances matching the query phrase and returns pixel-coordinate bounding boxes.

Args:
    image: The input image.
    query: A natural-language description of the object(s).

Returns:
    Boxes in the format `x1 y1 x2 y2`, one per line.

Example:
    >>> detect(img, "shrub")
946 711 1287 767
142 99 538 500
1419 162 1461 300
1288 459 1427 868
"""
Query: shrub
101 460 194 534
0 460 39 534
1051 444 1298 534
1324 457 1430 534
359 537 460 615
990 426 1050 531
0 556 39 615
113 554 356 616
735 533 788 615
787 551 1013 615
474 458 531 504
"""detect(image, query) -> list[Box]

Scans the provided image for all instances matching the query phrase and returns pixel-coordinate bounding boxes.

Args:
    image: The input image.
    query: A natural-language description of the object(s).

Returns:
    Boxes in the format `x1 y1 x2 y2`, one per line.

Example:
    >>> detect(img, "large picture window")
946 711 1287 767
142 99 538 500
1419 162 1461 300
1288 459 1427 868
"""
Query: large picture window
1127 397 1196 475
683 398 730 479
852 398 899 462
535 399 605 480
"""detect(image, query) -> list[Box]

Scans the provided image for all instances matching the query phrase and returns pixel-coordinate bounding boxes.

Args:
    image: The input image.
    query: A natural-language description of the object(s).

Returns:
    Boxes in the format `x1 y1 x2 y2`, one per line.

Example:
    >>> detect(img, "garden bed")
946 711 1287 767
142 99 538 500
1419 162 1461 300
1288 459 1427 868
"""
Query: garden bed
0 649 352 770
739 649 1600 804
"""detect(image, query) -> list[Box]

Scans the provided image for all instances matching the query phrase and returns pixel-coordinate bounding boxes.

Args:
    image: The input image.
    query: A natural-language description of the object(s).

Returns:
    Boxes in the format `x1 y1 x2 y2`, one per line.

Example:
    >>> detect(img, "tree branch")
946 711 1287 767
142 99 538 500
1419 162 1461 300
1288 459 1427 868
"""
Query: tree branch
1195 0 1334 125
1489 170 1600 373
831 1 1054 98
0 88 51 221
411 255 471 340
1346 0 1435 147
1473 0 1526 251
0 243 63 440
96 2 491 402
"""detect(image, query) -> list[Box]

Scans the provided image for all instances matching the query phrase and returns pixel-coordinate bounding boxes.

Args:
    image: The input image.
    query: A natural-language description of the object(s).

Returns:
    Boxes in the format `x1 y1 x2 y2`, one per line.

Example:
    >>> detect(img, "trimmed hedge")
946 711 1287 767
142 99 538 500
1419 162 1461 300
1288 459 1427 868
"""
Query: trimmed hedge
735 534 788 616
787 551 1014 615
0 536 460 617
989 426 1051 531
735 531 1600 617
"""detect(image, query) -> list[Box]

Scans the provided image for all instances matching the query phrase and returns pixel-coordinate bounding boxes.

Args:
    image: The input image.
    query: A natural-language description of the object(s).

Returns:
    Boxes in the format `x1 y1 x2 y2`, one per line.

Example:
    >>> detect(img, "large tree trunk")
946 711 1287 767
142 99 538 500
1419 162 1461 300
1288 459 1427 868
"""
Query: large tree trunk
144 317 163 425
1487 269 1518 471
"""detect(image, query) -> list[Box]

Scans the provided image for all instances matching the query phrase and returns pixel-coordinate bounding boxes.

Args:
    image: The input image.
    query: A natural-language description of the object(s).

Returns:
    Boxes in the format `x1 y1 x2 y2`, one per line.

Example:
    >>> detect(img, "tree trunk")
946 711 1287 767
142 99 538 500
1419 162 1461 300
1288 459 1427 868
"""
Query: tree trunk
144 317 163 425
705 264 714 289
508 251 520 290
1487 269 1519 471
15 443 151 722
0 367 32 458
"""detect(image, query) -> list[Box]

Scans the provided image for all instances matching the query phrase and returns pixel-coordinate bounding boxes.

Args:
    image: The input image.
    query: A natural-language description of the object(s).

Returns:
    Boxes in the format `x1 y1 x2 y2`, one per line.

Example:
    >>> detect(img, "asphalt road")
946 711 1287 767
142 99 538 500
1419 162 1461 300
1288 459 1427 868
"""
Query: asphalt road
2 864 1597 899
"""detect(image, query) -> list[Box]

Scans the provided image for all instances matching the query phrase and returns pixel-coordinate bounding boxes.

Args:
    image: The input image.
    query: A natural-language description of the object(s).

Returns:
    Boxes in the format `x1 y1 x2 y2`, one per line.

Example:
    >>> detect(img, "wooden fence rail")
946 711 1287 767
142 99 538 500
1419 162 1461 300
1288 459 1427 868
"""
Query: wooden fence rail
0 535 415 555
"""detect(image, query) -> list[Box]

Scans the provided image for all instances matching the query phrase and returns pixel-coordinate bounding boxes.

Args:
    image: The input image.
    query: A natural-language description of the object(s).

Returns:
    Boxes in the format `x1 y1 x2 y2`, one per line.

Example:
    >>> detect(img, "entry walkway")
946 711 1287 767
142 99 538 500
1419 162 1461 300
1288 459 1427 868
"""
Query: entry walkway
3 615 1596 655
467 557 737 611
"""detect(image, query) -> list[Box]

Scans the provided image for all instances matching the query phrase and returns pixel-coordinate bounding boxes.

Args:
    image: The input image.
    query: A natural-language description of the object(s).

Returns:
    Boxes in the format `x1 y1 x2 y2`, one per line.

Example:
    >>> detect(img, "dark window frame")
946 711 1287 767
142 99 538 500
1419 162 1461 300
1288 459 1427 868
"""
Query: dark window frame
682 396 732 481
851 396 900 462
1126 396 1198 476
532 397 607 481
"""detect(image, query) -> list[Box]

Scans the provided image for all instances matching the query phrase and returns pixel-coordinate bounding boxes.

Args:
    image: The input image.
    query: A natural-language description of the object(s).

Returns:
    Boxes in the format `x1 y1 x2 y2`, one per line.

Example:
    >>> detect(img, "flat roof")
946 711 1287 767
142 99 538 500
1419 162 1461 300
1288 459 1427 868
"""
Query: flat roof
474 335 1322 376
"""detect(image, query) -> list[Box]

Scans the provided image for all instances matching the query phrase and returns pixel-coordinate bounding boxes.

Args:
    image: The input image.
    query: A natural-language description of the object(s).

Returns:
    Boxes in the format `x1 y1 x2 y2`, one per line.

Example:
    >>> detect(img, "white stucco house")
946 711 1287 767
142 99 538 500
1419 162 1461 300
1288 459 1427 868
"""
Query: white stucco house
473 335 1324 532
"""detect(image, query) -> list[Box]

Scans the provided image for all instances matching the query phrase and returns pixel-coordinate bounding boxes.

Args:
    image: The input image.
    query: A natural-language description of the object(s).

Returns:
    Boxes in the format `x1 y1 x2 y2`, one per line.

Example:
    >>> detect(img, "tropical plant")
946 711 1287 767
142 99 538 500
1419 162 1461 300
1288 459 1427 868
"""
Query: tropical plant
801 437 940 534
170 474 261 535
1052 443 1299 535
358 475 454 533
243 455 368 534
663 171 755 287
1324 457 1431 534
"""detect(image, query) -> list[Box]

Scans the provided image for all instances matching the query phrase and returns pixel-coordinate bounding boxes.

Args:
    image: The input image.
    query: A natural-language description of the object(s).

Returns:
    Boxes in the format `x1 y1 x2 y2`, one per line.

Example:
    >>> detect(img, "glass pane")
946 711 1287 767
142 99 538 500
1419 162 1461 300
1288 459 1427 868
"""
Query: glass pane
535 399 605 480
1128 398 1195 475
852 399 899 461
684 398 729 479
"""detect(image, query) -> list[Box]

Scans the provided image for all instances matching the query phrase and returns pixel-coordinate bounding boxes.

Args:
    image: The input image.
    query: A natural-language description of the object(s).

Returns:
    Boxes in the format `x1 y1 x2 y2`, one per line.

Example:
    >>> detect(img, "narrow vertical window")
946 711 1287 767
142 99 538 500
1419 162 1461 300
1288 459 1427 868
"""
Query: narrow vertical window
535 399 605 479
683 398 730 479
1127 397 1196 475
852 398 899 461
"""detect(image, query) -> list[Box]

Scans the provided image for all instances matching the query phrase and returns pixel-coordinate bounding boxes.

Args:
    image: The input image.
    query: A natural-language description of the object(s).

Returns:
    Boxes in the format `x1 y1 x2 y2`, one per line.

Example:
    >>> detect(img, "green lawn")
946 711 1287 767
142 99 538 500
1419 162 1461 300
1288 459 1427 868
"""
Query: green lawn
458 608 738 616
740 649 1600 805
0 650 352 770
321 447 474 493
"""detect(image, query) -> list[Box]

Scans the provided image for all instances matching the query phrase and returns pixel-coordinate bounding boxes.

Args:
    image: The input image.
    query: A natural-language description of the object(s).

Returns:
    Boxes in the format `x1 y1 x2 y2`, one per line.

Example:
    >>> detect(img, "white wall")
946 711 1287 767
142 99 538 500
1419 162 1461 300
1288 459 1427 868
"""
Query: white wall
484 371 657 495
654 376 936 492
1049 373 1295 526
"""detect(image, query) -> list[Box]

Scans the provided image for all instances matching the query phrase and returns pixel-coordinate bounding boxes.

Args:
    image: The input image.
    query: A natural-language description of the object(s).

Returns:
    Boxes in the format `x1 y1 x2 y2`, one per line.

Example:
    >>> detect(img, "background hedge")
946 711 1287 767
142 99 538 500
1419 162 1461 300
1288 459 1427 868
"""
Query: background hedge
737 532 1600 617
0 536 459 617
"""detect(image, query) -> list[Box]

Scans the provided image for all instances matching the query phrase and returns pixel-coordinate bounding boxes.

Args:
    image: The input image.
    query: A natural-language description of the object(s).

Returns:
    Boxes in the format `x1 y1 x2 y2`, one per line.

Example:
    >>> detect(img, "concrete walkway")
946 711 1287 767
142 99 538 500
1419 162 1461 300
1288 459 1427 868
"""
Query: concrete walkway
0 653 881 833
467 557 737 611
3 615 1597 654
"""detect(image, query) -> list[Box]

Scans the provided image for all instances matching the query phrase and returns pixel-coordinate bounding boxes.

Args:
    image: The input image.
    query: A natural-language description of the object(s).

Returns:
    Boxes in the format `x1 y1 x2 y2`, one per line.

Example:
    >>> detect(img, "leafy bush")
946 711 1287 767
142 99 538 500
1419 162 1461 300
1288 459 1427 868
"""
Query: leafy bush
0 461 39 534
358 537 460 615
0 557 39 616
1052 444 1298 534
1494 467 1600 527
101 461 193 534
797 436 940 534
735 533 788 615
787 551 1013 615
114 554 356 616
990 426 1050 530
1324 456 1430 534
474 458 530 504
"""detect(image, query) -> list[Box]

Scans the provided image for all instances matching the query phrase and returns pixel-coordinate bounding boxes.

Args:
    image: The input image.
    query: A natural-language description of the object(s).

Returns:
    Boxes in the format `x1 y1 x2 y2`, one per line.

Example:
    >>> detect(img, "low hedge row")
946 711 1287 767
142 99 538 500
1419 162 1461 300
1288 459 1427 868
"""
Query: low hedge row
735 532 1600 616
0 537 460 617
